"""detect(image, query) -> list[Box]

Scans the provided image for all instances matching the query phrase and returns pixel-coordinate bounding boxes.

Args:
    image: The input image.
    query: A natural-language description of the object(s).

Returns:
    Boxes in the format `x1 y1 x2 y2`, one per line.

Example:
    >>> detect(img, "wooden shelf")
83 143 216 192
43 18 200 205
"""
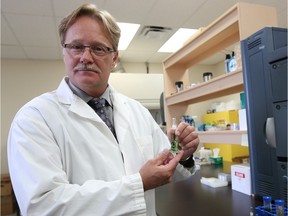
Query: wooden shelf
163 2 277 71
197 130 248 144
163 4 240 70
166 69 244 106
162 2 278 146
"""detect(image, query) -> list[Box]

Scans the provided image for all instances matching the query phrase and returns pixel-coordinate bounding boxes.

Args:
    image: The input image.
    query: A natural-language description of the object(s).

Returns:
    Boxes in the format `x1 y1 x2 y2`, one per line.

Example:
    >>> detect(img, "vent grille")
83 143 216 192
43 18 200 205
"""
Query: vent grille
282 187 288 201
139 26 172 39
257 180 277 197
248 38 262 50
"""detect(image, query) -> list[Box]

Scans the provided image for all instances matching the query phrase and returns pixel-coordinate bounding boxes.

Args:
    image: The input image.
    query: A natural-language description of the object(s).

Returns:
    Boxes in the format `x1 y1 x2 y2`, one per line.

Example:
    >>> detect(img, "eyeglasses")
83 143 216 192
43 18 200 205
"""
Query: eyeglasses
63 43 115 56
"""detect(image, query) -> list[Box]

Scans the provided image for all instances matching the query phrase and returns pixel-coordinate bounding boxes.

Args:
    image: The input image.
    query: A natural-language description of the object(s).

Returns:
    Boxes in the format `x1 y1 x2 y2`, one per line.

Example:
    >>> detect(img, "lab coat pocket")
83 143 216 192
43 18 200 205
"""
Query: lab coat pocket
136 136 154 161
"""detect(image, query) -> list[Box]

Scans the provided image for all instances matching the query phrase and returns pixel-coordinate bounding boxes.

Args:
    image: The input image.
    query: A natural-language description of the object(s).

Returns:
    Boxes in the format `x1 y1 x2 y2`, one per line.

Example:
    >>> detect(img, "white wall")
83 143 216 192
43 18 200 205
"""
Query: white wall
109 73 163 109
1 59 66 173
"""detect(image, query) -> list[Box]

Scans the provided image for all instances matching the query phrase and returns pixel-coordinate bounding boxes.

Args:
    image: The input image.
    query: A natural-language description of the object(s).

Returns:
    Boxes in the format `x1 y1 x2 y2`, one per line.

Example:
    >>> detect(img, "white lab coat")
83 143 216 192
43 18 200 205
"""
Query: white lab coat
8 77 191 216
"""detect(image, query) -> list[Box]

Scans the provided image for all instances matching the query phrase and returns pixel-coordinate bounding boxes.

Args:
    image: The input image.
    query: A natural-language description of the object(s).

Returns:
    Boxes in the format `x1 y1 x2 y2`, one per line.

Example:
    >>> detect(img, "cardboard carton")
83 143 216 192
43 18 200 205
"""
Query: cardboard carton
231 164 251 195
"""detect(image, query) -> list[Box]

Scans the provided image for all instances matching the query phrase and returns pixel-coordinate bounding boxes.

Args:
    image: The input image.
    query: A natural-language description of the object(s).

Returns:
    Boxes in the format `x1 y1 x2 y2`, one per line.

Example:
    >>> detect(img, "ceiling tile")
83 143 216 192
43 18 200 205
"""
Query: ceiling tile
1 0 286 63
1 15 19 45
143 0 204 28
183 0 236 28
1 0 54 16
128 37 166 52
103 0 156 23
247 0 287 11
52 0 106 18
5 13 59 47
1 45 27 59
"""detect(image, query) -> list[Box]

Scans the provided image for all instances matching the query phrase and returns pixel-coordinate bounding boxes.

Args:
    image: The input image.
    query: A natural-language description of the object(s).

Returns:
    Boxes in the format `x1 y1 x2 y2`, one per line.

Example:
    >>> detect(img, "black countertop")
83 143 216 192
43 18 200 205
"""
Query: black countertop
155 163 262 216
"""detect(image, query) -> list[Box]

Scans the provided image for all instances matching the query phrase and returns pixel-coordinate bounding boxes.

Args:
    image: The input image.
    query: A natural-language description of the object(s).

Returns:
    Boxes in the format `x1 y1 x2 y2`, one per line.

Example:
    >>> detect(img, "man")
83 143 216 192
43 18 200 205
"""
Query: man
8 4 199 216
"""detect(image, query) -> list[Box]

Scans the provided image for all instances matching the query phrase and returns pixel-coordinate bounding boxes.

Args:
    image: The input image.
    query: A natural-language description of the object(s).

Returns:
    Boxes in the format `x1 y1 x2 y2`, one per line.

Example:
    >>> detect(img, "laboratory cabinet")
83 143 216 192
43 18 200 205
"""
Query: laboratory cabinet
162 2 278 144
241 27 287 201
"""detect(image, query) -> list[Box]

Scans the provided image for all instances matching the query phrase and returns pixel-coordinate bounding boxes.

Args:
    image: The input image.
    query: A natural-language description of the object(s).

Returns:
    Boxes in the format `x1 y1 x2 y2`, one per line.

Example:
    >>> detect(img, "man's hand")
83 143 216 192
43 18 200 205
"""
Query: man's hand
139 149 184 191
167 122 199 161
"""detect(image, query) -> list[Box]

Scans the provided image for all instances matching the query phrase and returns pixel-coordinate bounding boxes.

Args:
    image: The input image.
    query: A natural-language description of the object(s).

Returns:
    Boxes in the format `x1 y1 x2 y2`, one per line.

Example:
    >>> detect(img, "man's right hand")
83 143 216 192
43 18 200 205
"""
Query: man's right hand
139 149 184 191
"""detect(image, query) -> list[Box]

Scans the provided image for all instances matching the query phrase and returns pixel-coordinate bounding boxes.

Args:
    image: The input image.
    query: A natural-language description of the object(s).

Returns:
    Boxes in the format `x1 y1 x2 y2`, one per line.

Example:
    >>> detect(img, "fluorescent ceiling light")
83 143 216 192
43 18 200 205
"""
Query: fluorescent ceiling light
117 22 140 50
158 28 198 53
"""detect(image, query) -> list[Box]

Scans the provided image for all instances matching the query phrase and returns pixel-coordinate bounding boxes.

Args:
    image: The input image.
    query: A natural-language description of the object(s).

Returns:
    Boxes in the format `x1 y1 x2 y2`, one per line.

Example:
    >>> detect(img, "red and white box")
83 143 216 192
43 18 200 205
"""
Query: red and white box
231 164 251 195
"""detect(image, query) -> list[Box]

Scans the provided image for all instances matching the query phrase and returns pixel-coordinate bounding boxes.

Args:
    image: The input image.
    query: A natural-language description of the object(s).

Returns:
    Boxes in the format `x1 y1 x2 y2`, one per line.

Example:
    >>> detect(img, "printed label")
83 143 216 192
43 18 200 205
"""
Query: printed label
235 171 245 178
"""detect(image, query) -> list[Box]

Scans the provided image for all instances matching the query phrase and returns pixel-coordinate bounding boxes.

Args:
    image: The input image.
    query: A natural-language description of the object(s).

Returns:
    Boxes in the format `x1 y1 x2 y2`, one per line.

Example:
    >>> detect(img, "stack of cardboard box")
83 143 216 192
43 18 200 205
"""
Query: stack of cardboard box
1 174 16 215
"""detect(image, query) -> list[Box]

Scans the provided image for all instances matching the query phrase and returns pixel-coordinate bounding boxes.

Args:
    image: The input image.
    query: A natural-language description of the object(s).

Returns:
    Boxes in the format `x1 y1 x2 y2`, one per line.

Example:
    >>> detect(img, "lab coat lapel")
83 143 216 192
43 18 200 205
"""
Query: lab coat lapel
70 97 100 120
56 77 102 121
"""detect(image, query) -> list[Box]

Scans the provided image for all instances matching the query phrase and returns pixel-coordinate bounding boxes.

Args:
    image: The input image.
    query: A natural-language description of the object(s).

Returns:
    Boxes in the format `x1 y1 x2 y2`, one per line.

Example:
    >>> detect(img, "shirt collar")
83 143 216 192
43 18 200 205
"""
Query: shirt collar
67 79 113 107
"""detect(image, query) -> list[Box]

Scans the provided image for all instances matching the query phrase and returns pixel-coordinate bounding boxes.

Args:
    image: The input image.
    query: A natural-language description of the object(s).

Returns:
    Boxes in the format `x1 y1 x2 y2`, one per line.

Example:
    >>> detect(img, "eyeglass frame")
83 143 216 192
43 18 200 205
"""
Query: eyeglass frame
63 43 115 57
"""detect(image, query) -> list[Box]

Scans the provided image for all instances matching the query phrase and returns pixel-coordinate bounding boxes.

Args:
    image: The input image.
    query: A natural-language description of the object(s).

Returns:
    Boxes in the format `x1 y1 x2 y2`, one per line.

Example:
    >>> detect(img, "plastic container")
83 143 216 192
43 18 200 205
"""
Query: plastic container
228 51 238 72
175 81 183 92
275 200 285 216
203 72 213 82
218 172 231 183
225 54 231 73
263 196 273 212
240 92 246 109
209 156 223 165
200 177 228 188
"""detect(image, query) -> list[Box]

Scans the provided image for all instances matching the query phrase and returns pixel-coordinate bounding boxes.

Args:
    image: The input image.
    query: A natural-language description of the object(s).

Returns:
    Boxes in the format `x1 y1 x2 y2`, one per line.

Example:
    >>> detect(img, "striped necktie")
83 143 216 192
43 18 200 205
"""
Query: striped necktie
88 98 116 137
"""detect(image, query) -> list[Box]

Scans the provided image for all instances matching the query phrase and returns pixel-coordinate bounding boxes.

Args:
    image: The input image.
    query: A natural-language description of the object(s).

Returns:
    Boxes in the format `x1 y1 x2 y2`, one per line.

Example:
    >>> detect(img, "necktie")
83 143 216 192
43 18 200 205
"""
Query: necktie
88 98 116 137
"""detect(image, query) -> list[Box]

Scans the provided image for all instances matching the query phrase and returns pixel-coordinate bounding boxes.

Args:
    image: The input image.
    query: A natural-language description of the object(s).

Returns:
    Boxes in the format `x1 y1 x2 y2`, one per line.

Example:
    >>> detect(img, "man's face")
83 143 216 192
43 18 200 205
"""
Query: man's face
63 16 118 97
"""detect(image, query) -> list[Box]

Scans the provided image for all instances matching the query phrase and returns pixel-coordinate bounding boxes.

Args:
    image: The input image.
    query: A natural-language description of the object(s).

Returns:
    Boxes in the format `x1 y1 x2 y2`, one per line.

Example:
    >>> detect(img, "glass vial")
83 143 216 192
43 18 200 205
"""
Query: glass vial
170 118 179 155
275 200 285 216
262 196 272 212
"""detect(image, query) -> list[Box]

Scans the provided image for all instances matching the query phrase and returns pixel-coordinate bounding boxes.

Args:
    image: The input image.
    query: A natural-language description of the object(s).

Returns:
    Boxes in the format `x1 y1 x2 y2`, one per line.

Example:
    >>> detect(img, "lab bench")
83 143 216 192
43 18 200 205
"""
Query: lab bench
155 162 262 216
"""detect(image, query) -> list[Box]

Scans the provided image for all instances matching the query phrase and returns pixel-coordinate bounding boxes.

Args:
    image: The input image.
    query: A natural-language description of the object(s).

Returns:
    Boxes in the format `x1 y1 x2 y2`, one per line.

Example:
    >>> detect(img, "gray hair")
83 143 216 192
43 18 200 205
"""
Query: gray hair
58 3 121 51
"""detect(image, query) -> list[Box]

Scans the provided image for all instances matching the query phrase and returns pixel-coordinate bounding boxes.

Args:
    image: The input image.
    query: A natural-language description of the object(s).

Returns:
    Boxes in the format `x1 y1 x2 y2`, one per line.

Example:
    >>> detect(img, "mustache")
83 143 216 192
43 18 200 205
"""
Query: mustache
73 64 101 73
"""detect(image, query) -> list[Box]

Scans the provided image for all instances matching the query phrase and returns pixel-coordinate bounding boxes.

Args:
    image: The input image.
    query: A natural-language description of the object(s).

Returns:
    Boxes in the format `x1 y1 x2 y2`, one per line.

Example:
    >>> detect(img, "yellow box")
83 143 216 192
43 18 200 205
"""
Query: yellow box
204 143 249 162
202 110 239 125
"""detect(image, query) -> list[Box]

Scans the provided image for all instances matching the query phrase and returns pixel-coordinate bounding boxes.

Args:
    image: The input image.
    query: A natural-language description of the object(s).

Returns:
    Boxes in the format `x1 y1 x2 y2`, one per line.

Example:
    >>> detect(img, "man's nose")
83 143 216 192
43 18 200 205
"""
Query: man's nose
80 47 94 63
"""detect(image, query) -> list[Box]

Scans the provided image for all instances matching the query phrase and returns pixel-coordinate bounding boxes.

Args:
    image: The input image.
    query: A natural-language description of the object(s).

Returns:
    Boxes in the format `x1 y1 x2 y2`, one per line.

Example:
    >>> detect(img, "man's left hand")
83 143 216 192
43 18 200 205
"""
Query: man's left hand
167 122 199 161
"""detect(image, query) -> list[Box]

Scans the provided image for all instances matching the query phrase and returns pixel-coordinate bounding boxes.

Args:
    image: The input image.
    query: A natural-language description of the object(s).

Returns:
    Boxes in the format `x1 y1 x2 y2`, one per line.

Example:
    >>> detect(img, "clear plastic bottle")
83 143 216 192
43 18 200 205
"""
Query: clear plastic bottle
275 199 285 216
262 196 272 212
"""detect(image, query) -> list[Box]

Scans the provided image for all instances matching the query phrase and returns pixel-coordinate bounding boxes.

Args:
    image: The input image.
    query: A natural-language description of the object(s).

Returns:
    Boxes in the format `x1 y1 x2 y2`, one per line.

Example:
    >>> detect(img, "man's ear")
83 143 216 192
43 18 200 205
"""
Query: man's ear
112 51 119 66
